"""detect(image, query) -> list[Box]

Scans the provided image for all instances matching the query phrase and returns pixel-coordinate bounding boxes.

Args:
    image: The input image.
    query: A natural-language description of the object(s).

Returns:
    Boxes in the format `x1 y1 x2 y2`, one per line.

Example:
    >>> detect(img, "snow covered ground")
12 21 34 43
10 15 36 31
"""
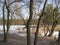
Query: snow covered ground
0 25 59 38
0 25 25 30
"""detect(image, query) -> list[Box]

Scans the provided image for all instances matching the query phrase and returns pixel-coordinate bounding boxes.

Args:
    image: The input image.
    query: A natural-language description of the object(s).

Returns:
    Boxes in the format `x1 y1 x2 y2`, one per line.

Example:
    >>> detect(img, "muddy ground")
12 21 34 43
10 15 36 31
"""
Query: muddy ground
0 34 59 45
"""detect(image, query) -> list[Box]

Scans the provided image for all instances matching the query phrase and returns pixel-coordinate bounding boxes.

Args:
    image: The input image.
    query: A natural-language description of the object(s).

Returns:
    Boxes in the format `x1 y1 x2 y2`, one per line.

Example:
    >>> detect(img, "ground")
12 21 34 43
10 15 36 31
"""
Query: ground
0 34 59 45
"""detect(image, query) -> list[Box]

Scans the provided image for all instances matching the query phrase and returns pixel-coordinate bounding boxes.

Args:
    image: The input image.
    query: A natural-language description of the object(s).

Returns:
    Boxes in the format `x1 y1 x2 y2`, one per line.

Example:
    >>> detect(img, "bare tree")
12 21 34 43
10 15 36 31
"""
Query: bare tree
34 0 47 45
48 0 59 36
3 0 6 42
2 0 22 42
26 0 33 45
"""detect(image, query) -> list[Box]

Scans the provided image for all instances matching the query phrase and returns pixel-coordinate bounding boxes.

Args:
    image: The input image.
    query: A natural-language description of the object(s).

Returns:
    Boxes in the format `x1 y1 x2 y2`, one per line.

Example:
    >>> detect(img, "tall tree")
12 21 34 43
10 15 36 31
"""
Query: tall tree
43 4 54 36
3 0 6 42
26 0 33 45
48 1 59 36
42 3 59 36
2 0 22 42
34 0 47 45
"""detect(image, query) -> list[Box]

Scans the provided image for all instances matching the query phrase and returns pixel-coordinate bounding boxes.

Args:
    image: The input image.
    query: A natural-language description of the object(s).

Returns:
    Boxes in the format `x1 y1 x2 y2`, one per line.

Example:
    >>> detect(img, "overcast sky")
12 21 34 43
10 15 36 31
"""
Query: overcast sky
0 0 58 19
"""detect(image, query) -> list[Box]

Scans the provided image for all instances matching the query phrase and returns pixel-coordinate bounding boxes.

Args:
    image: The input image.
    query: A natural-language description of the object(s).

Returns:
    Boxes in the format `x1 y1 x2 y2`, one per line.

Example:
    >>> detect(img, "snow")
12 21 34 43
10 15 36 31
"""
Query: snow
0 25 59 38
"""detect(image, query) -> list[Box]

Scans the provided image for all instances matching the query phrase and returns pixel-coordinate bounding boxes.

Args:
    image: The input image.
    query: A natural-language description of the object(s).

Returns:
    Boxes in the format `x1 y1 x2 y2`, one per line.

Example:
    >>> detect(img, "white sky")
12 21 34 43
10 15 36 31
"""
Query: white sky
0 0 60 19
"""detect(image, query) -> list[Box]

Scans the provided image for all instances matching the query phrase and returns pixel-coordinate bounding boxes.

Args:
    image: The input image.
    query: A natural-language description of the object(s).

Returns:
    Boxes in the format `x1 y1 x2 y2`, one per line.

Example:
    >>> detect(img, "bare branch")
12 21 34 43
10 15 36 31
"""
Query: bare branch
7 0 22 8
34 0 48 45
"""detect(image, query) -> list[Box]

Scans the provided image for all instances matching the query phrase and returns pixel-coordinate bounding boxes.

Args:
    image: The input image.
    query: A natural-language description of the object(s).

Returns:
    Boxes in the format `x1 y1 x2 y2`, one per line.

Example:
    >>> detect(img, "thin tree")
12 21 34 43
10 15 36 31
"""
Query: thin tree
34 0 47 45
3 0 6 42
48 0 59 36
3 0 22 42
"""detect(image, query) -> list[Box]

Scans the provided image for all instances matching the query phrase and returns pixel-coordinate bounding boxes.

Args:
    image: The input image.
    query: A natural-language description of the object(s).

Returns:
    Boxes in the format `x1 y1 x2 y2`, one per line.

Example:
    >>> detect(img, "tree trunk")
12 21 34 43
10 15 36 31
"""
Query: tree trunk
34 0 47 45
3 0 7 42
4 0 10 41
26 0 33 45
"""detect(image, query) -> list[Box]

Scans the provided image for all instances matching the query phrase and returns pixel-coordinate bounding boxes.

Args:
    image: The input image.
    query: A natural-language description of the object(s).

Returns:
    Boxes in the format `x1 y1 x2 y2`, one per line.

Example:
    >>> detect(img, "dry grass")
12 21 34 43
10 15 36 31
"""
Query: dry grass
30 25 60 34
